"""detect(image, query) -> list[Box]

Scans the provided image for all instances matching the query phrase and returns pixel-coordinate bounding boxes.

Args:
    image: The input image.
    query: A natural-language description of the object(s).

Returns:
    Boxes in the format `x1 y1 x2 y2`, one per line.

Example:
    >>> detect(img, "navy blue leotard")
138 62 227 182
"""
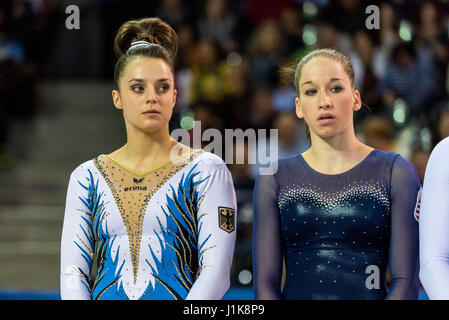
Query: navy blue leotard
253 149 420 299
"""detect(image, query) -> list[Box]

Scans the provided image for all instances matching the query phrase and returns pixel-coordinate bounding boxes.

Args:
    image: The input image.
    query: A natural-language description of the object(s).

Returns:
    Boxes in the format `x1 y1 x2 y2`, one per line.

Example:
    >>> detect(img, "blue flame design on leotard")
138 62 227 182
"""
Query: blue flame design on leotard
139 162 214 299
75 169 126 299
73 162 216 299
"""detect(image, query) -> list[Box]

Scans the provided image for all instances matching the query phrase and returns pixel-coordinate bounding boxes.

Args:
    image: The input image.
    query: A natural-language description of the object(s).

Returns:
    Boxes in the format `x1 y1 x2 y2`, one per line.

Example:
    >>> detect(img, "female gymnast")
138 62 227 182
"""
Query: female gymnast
253 49 420 299
419 136 449 299
60 17 237 300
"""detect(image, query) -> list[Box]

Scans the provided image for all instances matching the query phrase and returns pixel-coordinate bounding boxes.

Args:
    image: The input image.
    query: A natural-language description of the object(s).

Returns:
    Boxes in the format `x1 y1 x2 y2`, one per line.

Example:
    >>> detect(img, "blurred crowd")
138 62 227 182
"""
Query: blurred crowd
0 0 58 167
1 0 448 289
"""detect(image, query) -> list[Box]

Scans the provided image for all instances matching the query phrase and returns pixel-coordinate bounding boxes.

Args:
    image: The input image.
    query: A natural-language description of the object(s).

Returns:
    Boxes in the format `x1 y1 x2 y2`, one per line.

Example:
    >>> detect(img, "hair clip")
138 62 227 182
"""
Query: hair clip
127 41 156 53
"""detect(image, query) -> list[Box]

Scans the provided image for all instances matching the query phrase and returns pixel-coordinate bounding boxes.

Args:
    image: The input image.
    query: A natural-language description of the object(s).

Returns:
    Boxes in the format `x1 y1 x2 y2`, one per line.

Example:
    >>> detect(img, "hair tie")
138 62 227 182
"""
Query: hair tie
127 41 159 53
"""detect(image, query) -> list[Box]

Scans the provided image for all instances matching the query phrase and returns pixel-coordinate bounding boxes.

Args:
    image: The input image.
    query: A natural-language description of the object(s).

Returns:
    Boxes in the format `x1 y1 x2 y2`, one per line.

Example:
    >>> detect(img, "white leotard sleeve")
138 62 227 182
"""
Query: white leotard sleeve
60 164 93 300
419 137 449 299
185 153 237 300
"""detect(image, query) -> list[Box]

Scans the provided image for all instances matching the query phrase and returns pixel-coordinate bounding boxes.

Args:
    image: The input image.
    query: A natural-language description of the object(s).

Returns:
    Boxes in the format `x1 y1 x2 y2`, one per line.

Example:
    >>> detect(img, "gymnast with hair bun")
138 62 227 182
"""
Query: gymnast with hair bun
60 17 237 300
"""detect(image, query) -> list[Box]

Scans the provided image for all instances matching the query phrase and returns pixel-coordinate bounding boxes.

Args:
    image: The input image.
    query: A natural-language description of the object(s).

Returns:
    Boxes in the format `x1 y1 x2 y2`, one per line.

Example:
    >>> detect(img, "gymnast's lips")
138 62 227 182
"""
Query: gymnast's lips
143 109 161 116
317 113 335 124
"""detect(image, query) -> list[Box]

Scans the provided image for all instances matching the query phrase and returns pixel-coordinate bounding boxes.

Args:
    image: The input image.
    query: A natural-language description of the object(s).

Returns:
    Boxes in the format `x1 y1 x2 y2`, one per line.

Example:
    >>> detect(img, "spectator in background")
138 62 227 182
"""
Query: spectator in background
249 111 309 181
429 104 449 149
246 87 276 130
191 100 225 139
221 58 252 129
189 40 226 104
279 8 304 56
381 42 440 122
349 30 383 114
245 88 286 182
360 115 396 152
173 23 197 113
197 0 239 53
273 112 309 158
229 139 254 189
319 0 366 36
314 20 351 54
99 0 155 77
378 1 400 60
415 0 449 98
246 0 294 26
247 20 286 87
410 148 430 184
155 0 191 30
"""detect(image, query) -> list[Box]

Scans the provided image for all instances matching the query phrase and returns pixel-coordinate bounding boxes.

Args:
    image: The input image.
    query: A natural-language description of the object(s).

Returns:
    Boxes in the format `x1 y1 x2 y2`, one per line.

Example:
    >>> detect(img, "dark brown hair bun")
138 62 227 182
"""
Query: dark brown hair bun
113 17 179 89
114 17 178 58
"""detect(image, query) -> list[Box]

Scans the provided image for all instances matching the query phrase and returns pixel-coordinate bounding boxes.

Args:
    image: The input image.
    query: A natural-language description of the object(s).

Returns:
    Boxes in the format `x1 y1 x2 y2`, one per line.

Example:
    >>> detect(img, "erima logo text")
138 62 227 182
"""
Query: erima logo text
124 186 147 192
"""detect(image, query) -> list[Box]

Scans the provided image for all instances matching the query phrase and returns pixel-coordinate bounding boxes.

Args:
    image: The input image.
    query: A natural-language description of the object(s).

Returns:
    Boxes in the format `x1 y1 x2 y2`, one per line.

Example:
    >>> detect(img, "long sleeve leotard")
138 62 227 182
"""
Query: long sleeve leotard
60 150 237 300
419 137 449 299
253 149 420 299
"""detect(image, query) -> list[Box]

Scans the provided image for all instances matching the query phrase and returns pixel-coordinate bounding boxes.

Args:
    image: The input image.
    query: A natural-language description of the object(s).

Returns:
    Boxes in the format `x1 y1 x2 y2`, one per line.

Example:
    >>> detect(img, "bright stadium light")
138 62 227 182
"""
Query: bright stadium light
303 1 318 18
393 98 407 125
180 114 195 130
302 24 317 46
399 20 413 42
420 127 431 150
227 52 242 67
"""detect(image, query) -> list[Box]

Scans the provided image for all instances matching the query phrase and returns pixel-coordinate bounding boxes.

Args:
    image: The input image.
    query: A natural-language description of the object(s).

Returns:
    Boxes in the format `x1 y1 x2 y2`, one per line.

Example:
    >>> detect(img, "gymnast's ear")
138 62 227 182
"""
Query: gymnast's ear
112 90 122 110
295 97 304 119
353 89 362 111
172 88 177 108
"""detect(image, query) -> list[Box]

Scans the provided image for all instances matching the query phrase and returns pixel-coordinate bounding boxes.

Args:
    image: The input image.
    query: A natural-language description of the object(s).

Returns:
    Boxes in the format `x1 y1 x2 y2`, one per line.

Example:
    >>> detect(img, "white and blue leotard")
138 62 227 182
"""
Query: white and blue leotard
420 137 449 299
60 149 237 300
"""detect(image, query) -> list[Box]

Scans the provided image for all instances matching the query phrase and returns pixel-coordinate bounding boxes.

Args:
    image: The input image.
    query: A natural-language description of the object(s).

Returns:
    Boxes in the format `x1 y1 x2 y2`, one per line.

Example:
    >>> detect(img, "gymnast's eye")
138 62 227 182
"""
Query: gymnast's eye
157 84 170 94
131 85 144 93
331 86 343 93
304 89 316 96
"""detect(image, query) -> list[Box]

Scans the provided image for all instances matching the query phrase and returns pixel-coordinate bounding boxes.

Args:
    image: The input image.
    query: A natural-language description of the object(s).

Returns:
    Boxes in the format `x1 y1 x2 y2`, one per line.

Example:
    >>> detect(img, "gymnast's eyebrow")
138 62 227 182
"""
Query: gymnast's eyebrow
301 80 313 87
301 78 344 87
128 78 172 83
128 78 145 83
